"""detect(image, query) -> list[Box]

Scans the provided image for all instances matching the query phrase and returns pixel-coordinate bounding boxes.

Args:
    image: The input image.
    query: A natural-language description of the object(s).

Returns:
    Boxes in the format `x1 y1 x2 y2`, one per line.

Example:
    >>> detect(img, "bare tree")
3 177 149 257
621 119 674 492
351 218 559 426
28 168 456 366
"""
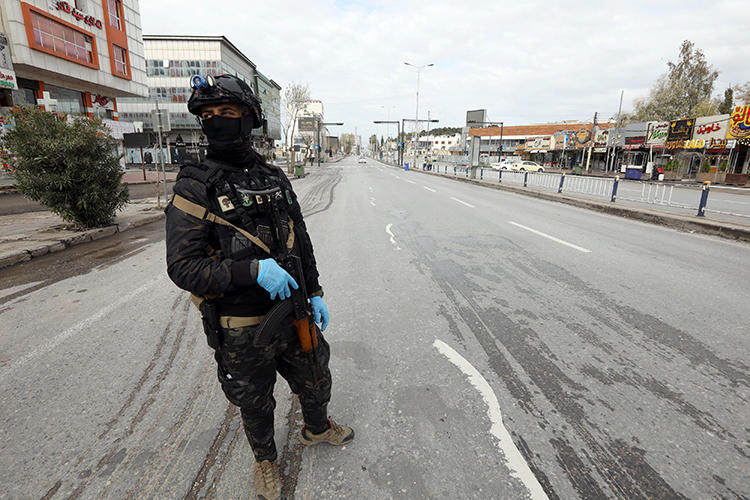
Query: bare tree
283 82 311 173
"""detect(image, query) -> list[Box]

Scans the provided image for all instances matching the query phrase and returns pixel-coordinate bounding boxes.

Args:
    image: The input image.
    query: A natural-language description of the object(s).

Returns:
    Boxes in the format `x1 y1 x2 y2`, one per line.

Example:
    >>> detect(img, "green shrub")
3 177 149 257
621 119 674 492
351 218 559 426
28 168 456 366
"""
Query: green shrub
718 159 728 172
0 106 128 229
699 158 711 173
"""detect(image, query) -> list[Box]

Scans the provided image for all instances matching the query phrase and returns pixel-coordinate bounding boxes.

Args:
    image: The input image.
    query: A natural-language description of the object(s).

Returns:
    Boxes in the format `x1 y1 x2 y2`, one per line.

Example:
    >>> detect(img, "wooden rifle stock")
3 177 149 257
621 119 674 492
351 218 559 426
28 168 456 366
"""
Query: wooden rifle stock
293 316 318 352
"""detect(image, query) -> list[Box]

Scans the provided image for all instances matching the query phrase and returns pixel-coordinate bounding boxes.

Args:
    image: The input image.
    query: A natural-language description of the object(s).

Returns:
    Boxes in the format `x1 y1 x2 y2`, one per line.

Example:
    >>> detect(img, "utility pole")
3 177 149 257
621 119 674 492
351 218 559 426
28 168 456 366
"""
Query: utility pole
585 111 598 173
154 99 168 207
608 90 624 172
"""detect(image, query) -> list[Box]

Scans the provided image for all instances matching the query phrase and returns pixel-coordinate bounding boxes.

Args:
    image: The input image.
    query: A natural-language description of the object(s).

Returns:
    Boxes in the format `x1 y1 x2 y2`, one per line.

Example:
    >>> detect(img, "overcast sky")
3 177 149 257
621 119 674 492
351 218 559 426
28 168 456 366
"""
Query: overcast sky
140 0 750 140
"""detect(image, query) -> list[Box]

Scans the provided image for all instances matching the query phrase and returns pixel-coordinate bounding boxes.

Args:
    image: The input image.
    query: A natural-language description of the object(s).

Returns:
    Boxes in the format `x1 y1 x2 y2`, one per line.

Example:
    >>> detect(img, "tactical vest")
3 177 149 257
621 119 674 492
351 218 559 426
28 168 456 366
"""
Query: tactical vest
169 158 297 326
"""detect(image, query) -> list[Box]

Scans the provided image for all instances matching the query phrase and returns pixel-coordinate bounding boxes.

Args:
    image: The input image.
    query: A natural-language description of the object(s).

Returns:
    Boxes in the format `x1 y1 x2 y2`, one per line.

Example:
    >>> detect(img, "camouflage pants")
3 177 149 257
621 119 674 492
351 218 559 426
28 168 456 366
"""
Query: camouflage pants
213 318 332 461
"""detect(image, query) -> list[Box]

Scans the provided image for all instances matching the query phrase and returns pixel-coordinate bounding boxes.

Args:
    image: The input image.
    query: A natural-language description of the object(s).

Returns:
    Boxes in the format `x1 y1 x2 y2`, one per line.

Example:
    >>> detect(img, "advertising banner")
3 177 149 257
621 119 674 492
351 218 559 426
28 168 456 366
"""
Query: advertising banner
667 118 694 142
686 114 730 150
623 122 649 148
666 118 694 150
569 128 592 148
552 131 567 150
593 129 609 153
646 121 669 146
298 117 316 132
726 105 750 140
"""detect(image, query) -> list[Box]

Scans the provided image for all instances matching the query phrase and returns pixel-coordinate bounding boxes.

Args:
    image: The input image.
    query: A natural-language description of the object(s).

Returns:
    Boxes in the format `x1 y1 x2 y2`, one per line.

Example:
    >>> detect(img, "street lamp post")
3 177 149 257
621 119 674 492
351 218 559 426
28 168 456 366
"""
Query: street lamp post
405 62 433 170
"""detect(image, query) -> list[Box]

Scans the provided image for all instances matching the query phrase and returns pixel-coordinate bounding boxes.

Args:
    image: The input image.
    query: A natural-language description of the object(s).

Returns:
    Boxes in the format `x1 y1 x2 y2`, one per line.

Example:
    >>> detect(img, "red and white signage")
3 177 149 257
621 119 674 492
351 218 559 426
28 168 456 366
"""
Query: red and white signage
53 1 103 30
92 94 114 110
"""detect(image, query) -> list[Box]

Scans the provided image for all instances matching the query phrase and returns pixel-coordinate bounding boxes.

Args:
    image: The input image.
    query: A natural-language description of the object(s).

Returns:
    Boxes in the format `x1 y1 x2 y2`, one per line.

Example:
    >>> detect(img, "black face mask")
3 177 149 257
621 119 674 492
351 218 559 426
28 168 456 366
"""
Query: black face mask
202 116 243 145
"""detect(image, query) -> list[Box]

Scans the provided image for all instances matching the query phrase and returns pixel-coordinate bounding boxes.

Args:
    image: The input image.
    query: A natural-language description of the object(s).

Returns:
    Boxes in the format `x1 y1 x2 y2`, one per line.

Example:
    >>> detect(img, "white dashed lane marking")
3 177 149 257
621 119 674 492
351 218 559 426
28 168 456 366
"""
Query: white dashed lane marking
450 197 475 208
508 221 591 253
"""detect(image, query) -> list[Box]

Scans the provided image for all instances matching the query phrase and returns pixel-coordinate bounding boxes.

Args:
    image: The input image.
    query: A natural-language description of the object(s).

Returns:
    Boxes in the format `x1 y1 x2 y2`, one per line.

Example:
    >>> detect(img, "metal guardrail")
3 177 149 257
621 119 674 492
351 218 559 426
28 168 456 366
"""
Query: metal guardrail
618 182 695 210
415 161 750 221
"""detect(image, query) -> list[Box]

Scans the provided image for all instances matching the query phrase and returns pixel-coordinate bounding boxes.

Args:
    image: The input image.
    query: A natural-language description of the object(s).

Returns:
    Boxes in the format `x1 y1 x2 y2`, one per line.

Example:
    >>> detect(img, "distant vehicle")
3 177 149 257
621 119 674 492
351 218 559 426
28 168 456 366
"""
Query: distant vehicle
490 156 520 170
358 157 366 164
511 161 544 172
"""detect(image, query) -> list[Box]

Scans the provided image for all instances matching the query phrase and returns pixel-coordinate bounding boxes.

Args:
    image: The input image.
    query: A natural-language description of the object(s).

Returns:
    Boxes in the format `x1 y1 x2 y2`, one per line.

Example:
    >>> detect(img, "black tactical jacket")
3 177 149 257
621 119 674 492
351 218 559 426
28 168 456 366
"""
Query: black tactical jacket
165 150 322 316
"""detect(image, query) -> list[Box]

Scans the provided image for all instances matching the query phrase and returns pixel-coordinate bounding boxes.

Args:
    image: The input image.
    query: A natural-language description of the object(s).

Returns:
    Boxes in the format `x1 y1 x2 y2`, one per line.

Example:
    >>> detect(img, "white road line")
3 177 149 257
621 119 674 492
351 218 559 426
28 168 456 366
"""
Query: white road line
450 196 475 208
508 221 591 253
369 198 376 207
407 180 417 184
0 277 163 379
433 339 549 500
385 223 401 250
423 186 437 193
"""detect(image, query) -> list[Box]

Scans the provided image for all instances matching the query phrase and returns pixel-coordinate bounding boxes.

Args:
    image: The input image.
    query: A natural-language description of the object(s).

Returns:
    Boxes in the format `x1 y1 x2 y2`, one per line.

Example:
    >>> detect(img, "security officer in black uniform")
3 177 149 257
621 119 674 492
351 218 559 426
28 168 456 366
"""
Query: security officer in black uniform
165 74 353 500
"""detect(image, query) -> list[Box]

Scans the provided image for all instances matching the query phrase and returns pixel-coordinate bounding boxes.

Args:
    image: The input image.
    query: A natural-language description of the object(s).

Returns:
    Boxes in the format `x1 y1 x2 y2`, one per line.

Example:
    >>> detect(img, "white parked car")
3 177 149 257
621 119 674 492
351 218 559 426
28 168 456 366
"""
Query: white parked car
490 157 520 170
358 157 366 164
511 161 544 172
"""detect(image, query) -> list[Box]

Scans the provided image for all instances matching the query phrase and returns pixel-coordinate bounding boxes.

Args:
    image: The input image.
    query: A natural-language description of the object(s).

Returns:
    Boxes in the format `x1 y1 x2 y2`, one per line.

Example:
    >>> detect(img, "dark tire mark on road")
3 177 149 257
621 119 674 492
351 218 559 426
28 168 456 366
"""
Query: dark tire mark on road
98 293 184 440
184 404 236 500
39 480 62 500
278 395 305 498
297 167 342 219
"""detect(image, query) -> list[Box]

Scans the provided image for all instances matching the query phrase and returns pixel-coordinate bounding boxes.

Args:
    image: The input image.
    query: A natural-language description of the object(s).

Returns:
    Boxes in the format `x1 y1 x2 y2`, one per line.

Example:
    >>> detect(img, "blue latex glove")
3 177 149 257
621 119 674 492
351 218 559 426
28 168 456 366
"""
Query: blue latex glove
310 296 329 332
257 258 298 300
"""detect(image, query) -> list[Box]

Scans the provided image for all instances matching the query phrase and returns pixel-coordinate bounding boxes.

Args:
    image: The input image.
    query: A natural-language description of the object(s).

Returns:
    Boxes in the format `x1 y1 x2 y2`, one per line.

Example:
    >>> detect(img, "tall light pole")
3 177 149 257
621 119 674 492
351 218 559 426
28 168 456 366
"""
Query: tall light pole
405 62 433 170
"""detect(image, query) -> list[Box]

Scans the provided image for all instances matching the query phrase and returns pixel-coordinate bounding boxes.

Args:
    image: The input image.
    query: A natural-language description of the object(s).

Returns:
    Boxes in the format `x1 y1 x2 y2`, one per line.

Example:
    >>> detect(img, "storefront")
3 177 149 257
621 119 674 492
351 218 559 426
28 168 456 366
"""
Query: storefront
688 114 731 183
725 105 750 185
1 0 147 118
664 118 695 177
523 136 552 165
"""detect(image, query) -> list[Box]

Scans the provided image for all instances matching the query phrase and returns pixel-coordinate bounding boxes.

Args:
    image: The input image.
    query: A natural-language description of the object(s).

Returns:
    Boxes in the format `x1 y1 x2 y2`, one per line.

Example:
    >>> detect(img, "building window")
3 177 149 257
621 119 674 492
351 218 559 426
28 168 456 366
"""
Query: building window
29 10 94 65
45 84 85 115
112 45 127 76
107 0 122 30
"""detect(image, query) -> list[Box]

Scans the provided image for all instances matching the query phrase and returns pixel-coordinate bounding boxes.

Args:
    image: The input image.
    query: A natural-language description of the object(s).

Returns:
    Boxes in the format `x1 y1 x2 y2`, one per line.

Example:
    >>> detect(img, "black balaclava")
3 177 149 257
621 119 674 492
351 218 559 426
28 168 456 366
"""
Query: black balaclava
202 113 257 165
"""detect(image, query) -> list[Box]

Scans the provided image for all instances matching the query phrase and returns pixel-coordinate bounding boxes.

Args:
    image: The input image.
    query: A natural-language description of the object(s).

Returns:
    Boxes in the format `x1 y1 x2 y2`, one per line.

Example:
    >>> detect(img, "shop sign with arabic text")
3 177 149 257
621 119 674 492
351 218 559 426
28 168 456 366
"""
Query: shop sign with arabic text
53 1 103 30
727 105 750 140
692 115 729 142
646 121 669 146
593 129 609 152
667 118 694 142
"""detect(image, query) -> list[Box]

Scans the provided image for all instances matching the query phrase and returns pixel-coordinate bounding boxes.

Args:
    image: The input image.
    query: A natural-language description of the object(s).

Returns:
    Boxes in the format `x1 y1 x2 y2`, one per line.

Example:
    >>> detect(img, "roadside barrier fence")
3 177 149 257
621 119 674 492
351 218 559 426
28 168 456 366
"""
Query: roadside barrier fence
420 161 750 221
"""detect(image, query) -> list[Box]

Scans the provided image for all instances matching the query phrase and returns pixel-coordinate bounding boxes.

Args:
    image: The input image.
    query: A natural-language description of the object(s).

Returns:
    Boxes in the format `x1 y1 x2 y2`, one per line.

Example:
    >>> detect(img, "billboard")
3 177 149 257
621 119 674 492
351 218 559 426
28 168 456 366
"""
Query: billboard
646 121 669 146
727 105 750 140
593 129 609 152
466 109 487 127
298 117 317 132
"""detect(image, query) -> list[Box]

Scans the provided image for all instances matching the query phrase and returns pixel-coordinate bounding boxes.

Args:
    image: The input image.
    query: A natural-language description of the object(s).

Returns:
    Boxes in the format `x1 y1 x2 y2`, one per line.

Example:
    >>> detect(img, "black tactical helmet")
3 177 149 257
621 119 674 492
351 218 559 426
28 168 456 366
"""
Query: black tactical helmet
187 74 263 129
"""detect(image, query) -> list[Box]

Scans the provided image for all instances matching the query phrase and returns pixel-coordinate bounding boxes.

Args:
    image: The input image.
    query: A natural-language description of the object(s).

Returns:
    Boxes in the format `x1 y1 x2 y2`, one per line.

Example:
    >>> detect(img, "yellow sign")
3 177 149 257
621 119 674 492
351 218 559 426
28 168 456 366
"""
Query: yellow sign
727 105 750 139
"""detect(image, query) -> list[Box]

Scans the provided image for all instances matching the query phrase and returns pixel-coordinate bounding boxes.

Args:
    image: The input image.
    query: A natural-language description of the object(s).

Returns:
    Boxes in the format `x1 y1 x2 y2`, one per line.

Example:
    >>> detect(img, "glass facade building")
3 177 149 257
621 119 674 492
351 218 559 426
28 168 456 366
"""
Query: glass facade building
118 35 281 166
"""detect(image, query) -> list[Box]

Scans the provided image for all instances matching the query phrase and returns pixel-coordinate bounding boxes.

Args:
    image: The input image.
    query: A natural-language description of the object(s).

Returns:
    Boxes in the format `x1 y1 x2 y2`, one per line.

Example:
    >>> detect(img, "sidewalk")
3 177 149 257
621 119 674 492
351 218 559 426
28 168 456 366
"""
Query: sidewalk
0 159 336 270
0 198 166 269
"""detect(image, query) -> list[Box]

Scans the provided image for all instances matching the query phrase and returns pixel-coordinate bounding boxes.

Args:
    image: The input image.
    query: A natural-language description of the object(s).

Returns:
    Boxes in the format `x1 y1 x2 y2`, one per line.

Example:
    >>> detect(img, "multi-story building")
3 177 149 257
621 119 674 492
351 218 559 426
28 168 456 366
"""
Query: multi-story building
117 35 281 166
0 0 147 122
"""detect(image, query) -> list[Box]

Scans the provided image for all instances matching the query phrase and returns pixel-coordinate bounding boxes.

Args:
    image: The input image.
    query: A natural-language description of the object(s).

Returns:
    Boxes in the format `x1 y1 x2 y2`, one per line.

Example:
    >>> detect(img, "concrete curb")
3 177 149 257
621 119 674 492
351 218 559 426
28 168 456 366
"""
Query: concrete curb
378 160 750 244
0 211 165 270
